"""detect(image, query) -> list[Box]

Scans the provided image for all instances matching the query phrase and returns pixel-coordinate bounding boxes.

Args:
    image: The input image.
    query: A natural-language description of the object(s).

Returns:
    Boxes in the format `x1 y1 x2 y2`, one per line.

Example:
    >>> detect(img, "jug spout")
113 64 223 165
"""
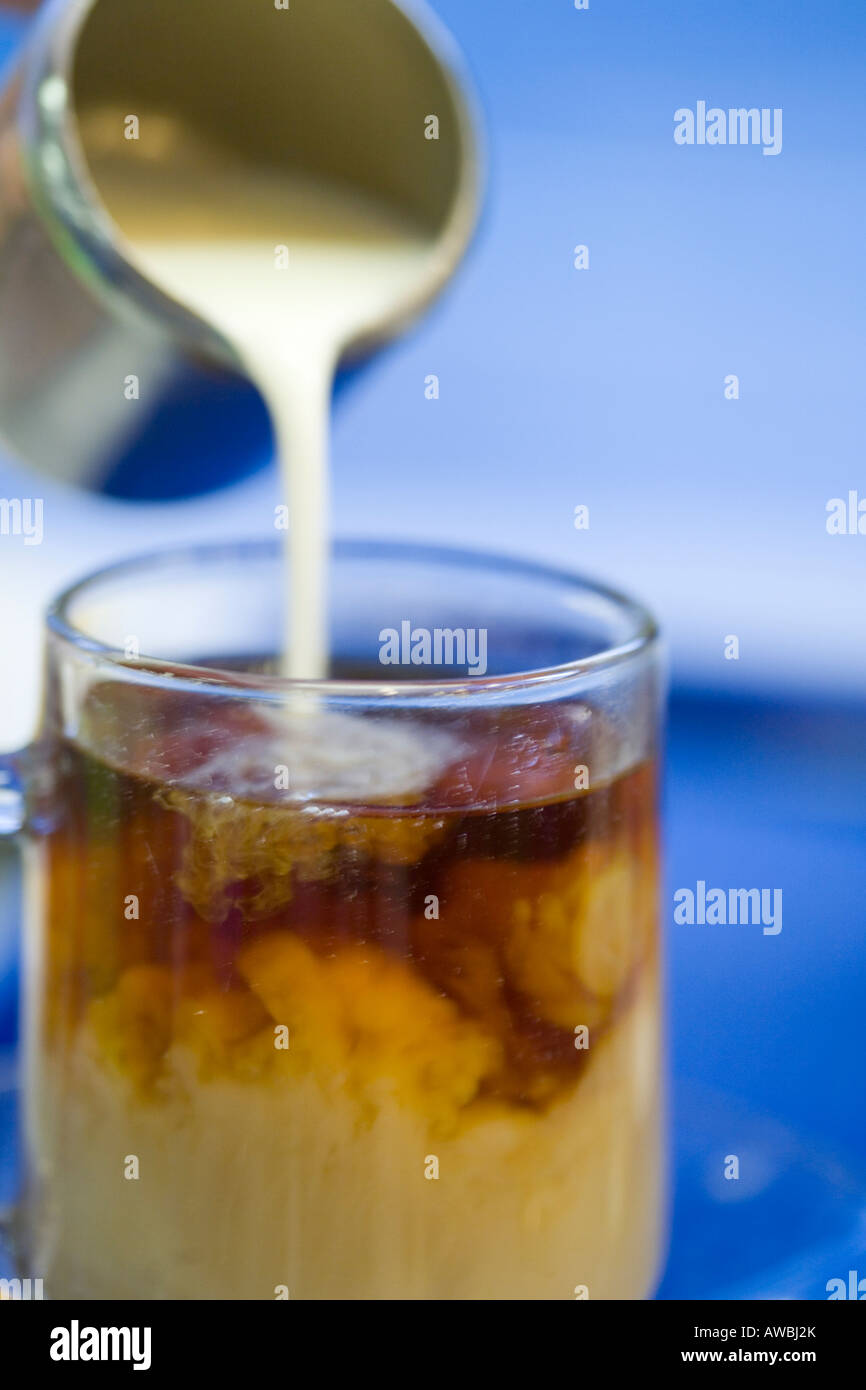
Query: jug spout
0 0 481 499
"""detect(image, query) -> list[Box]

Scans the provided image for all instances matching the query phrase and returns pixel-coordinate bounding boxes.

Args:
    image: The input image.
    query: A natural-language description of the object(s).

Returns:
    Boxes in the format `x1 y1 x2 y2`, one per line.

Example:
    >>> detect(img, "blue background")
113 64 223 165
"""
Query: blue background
1 0 865 1298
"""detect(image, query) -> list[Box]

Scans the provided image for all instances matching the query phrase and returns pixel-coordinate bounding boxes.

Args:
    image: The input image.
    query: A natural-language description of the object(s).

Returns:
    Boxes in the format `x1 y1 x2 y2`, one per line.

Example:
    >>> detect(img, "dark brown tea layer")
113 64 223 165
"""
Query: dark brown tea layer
35 691 658 1119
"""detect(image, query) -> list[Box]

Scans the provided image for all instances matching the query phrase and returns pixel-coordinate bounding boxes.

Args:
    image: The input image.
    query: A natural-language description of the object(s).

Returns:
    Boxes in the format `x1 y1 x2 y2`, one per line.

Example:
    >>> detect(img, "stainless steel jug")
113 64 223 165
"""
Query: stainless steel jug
0 0 480 497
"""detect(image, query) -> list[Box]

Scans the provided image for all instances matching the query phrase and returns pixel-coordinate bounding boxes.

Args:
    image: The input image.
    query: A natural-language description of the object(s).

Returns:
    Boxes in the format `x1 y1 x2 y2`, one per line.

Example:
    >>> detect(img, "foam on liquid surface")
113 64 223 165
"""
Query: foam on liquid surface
185 708 462 804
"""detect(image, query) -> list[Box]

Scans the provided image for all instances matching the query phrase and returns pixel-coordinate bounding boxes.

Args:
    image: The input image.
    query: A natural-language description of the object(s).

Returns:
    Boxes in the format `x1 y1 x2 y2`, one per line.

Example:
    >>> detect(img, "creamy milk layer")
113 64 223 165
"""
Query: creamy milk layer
26 966 662 1301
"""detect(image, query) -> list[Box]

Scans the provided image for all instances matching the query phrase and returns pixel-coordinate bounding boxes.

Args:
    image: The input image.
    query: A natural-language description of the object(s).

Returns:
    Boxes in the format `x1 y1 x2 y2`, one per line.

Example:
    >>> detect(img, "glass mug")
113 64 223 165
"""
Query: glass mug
1 540 665 1300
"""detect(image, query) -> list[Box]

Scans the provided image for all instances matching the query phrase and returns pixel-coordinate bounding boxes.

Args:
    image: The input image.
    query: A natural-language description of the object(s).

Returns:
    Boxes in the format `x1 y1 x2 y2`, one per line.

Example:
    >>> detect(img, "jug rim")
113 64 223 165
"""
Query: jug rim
17 0 484 366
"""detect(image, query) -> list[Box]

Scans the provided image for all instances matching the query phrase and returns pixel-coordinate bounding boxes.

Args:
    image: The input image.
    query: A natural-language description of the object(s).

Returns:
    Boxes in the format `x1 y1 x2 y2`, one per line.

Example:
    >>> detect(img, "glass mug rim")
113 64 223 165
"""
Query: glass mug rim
45 537 660 701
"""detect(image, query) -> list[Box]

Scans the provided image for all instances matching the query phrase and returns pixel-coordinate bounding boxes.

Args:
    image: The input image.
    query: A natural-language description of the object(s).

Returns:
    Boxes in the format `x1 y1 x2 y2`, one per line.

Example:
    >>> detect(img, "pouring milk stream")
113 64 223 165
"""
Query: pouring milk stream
86 142 435 679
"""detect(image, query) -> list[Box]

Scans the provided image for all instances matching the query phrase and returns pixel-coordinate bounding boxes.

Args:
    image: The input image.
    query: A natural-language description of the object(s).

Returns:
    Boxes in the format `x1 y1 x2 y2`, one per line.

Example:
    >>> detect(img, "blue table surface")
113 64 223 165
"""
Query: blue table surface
2 685 864 1299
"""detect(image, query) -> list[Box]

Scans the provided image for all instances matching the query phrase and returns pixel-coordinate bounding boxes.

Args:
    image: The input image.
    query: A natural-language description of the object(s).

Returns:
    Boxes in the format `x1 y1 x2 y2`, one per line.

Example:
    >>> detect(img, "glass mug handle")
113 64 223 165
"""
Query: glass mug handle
0 751 25 835
0 749 25 1280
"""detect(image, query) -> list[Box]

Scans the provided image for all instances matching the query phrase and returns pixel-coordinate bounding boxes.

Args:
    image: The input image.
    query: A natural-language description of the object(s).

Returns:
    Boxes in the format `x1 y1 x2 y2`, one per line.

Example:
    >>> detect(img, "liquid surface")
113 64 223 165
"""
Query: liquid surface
88 143 433 677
